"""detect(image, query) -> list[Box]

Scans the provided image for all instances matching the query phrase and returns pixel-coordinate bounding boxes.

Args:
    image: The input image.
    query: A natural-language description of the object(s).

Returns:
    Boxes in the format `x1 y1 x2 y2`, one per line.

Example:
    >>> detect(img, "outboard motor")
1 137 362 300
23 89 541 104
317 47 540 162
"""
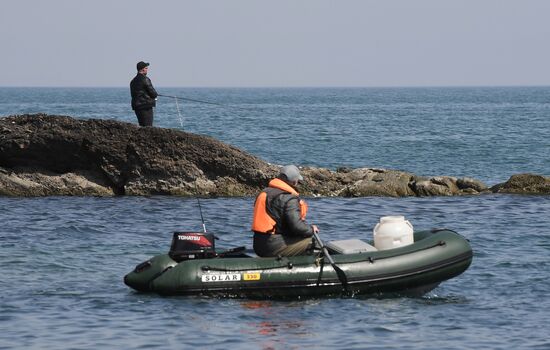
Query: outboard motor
168 232 216 262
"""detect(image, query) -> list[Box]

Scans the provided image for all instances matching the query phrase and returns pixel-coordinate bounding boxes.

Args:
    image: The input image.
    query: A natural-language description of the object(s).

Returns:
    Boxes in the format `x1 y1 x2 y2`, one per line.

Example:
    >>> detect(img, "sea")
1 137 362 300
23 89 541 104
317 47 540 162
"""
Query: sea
0 87 549 349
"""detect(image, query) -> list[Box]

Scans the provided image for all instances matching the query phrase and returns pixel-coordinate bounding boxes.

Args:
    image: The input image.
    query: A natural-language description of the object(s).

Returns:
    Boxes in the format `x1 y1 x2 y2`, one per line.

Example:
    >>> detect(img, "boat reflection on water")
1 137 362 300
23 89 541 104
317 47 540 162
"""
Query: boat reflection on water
239 300 312 348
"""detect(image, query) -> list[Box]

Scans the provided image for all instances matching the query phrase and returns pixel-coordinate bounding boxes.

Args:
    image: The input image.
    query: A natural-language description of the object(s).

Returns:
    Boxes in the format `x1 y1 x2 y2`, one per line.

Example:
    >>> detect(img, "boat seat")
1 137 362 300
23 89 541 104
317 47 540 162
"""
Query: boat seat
326 239 378 254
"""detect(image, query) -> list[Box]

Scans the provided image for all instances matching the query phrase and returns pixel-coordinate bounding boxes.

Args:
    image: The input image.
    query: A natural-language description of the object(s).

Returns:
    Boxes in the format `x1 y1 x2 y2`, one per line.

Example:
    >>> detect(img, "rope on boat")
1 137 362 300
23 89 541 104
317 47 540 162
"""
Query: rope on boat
201 261 296 272
200 241 448 273
201 240 448 273
338 240 447 265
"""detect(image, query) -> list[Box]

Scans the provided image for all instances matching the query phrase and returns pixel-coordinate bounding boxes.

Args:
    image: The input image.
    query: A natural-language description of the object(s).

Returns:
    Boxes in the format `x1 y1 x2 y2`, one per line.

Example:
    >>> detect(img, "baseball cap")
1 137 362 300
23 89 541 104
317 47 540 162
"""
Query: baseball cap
136 61 150 71
280 165 304 182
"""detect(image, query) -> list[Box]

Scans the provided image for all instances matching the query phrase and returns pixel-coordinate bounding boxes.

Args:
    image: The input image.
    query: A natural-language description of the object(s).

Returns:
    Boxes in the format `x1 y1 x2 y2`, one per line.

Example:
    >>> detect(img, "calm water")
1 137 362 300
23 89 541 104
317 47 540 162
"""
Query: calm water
1 87 550 349
1 87 549 184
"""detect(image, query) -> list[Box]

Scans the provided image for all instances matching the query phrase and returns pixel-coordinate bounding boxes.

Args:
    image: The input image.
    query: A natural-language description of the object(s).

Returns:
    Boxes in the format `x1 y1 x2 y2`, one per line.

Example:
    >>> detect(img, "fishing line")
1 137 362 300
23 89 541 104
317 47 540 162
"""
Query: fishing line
174 96 184 128
158 93 263 118
158 94 224 106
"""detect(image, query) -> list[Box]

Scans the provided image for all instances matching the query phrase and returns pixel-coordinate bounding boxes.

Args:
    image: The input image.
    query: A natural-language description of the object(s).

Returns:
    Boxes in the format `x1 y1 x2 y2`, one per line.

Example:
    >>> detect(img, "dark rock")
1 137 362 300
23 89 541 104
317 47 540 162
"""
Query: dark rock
298 167 415 197
344 169 416 197
410 175 492 196
457 177 488 192
0 114 275 196
491 173 550 194
412 177 458 196
336 167 352 173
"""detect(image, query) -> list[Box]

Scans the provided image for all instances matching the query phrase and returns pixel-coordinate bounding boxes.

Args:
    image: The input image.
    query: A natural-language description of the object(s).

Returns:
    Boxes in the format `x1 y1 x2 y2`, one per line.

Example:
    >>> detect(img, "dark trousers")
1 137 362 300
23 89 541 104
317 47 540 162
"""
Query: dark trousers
134 108 154 127
253 233 313 257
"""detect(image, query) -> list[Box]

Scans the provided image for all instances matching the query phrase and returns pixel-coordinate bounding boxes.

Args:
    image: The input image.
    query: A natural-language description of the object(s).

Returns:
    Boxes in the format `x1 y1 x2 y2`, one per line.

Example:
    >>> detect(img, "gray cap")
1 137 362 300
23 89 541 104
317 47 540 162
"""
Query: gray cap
280 165 303 182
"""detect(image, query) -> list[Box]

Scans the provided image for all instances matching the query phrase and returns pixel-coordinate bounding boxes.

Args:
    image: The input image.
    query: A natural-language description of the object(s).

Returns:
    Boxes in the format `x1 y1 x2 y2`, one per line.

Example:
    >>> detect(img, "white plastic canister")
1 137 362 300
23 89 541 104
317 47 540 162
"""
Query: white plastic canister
373 216 414 250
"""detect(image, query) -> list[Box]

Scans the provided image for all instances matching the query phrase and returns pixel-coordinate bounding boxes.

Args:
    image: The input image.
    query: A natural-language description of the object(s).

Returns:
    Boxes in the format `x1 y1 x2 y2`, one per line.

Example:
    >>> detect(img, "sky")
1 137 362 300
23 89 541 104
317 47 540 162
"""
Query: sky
1 0 549 87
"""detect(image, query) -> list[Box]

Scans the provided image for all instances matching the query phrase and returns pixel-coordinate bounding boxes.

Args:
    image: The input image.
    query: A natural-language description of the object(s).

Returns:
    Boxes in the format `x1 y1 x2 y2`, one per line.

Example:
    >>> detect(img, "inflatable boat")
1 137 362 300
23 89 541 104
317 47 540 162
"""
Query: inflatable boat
124 228 473 298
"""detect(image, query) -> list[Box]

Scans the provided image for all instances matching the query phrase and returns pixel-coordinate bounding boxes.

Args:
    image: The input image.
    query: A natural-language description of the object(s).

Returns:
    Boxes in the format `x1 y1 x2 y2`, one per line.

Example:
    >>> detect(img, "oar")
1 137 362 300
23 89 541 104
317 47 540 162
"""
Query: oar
313 232 350 295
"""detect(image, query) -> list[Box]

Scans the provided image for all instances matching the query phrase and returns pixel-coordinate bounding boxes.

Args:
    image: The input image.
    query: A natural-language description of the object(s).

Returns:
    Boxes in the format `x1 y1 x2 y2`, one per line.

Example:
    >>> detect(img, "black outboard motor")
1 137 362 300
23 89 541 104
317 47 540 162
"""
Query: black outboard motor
168 232 216 262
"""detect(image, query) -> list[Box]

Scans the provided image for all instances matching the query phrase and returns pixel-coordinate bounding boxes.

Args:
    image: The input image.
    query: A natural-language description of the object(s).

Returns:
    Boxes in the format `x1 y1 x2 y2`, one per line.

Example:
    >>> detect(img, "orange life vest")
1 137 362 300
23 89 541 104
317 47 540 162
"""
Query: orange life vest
251 178 308 234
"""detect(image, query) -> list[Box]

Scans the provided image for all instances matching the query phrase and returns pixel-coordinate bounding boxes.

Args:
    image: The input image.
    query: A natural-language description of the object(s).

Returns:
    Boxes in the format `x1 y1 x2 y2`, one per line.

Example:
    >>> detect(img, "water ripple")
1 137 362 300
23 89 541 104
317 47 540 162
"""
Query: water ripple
1 86 550 349
1 194 549 349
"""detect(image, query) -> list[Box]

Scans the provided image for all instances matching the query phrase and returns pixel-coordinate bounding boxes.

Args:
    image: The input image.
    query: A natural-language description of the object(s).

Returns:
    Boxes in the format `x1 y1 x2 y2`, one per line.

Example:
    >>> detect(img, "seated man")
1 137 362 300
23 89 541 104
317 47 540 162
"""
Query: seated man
251 165 319 257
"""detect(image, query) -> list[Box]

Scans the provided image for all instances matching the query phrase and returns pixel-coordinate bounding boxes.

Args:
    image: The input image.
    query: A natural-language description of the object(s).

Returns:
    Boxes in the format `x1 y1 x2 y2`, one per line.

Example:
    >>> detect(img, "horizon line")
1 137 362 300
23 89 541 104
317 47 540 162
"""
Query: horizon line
1 84 550 89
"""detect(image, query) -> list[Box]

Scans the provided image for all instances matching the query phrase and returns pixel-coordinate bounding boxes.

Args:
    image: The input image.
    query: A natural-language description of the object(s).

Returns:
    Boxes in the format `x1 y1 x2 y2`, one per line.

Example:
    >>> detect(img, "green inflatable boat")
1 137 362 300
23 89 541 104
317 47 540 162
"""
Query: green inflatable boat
124 229 472 298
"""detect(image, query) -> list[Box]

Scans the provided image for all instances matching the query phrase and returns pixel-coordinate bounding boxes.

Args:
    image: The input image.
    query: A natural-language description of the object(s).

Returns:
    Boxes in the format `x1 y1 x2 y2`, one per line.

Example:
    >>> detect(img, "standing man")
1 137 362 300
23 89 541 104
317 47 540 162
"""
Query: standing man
130 61 158 127
251 165 320 257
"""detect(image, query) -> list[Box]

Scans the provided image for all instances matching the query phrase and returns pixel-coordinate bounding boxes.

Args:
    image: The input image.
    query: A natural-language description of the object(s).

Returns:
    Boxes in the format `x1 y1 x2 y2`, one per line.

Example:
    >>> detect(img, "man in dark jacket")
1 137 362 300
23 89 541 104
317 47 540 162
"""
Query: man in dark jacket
130 61 158 126
251 165 319 257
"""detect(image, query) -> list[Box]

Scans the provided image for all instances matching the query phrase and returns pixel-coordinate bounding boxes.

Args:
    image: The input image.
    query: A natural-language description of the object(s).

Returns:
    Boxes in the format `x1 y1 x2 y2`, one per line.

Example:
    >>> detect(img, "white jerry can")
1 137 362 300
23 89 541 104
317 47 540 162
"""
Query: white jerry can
373 216 414 250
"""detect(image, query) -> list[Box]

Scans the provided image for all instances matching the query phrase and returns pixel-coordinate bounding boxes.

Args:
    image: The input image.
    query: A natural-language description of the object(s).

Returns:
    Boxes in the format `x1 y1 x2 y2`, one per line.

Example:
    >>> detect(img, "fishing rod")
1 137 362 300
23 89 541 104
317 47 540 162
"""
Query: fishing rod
194 192 244 256
194 180 207 233
158 94 225 106
159 92 264 129
196 196 207 234
194 187 223 244
159 93 263 114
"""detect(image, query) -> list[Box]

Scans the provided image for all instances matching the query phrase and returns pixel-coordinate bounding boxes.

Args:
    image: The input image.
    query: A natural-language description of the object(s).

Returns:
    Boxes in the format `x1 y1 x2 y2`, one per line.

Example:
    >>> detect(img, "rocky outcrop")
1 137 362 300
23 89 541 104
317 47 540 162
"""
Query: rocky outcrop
0 168 113 196
300 168 486 197
491 173 550 195
0 114 276 196
0 114 546 197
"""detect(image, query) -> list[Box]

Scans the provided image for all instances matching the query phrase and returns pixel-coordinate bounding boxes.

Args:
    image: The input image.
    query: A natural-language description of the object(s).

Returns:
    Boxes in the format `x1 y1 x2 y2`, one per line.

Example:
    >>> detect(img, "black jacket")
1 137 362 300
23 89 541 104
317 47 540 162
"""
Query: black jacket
130 73 158 110
264 187 313 237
